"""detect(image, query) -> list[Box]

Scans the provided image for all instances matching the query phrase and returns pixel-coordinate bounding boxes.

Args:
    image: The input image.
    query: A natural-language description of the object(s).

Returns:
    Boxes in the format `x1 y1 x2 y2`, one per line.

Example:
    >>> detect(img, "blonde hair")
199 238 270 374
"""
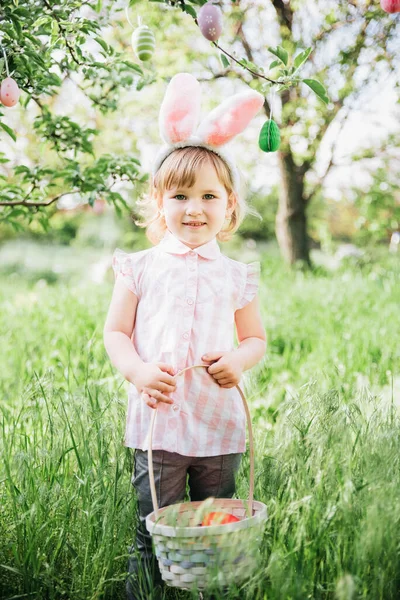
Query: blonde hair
135 146 260 245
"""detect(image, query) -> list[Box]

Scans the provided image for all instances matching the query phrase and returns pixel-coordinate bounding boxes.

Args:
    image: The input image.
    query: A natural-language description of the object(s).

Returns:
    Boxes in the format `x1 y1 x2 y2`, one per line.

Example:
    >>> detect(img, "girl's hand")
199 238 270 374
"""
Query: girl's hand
135 362 177 409
201 351 244 389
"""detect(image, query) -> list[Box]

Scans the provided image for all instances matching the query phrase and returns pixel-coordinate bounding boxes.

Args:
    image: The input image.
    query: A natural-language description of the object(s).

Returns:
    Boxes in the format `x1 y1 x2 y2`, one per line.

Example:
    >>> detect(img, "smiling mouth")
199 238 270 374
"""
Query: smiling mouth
183 222 206 227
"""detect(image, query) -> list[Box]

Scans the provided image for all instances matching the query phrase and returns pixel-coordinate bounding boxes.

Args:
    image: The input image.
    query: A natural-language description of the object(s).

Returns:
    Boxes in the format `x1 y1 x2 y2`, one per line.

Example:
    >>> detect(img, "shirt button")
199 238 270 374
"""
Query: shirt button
172 404 179 411
183 332 189 340
187 298 194 305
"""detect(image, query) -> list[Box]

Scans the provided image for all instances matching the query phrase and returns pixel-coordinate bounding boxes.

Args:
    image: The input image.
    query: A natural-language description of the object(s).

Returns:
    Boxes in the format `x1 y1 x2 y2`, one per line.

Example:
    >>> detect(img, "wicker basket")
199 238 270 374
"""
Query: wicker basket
145 364 268 591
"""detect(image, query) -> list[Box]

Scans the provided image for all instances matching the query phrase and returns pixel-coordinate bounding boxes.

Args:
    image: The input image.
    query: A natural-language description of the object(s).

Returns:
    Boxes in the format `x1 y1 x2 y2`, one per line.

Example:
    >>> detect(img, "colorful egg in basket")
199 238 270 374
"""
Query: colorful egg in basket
145 364 268 590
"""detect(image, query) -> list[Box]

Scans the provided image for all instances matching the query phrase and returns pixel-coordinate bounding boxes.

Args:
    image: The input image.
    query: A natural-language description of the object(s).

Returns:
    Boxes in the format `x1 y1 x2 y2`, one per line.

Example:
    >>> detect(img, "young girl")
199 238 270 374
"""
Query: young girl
103 73 267 600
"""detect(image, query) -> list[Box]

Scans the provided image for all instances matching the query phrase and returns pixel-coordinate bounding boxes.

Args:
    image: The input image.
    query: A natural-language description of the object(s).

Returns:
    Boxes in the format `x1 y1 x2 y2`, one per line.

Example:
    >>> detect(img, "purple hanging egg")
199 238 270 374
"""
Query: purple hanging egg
198 1 223 42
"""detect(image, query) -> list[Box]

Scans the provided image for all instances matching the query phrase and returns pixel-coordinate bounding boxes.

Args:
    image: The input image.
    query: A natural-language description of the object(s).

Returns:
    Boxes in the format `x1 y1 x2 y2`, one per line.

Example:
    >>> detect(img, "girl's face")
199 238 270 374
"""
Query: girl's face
161 161 234 249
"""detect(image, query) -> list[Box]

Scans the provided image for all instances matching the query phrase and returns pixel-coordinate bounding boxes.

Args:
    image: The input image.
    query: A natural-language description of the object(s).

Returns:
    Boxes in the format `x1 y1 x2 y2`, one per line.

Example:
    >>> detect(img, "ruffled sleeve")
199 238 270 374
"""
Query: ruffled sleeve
112 249 138 296
237 261 260 309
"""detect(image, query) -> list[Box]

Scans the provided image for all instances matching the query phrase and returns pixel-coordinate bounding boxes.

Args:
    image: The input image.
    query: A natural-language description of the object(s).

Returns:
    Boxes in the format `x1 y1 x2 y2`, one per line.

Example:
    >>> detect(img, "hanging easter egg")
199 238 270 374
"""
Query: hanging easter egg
259 119 280 153
0 77 20 108
131 25 155 62
380 0 400 12
198 1 223 42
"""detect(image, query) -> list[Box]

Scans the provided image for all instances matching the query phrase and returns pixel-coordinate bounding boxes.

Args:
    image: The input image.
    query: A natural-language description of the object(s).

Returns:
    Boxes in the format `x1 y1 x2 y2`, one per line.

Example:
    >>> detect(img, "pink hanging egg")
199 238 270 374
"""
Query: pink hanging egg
198 1 223 42
0 77 20 108
380 0 400 12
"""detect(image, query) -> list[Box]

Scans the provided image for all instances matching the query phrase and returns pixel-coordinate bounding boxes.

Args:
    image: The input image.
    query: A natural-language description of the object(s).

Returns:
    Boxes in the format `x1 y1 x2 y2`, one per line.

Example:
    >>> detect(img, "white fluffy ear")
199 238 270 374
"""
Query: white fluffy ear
196 90 264 146
159 73 201 144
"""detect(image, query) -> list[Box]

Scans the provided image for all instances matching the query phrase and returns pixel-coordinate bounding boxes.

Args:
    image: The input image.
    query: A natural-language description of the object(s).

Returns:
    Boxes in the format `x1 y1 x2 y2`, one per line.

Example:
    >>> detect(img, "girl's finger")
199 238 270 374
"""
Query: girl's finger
142 392 157 409
145 388 173 404
157 362 176 376
209 371 223 380
158 378 177 392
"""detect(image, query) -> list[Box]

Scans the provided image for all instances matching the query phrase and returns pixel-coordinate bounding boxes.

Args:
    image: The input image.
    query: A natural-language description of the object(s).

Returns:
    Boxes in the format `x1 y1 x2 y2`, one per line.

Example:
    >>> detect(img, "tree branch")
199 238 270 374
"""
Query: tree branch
0 189 80 208
211 40 285 85
271 0 293 30
41 0 83 66
187 10 285 86
233 17 271 114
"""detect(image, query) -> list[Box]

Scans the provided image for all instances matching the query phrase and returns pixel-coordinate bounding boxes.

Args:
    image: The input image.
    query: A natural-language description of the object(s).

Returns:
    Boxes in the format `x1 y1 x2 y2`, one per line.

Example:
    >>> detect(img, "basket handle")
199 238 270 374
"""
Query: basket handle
147 364 255 519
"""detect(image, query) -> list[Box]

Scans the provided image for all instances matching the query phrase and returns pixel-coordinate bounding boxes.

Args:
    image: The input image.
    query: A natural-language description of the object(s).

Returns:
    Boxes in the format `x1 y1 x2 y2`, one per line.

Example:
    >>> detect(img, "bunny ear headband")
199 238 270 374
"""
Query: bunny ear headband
152 72 265 192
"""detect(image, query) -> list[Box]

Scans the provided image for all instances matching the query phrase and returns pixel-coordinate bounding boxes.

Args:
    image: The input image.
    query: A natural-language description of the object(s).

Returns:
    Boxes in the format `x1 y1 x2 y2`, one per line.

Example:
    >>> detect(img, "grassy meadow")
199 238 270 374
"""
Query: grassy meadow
1 240 400 600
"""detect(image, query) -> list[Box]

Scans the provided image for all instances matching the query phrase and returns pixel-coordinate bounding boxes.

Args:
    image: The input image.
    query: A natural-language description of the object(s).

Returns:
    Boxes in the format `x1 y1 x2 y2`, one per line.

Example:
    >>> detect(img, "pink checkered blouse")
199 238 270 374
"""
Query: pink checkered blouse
112 230 260 457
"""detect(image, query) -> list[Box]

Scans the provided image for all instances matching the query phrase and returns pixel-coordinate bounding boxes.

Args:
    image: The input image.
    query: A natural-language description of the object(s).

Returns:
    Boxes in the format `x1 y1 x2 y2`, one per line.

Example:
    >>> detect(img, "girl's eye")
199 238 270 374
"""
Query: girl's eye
172 194 215 200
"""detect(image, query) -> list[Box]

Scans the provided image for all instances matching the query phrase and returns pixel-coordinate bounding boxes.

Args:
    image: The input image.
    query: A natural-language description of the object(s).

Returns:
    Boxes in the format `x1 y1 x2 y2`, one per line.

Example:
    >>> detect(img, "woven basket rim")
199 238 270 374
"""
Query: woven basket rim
146 498 268 538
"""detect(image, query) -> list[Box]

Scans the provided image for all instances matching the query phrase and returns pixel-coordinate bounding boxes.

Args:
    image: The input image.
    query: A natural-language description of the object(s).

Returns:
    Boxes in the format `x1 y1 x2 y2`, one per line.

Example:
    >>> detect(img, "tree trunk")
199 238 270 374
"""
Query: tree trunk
276 149 310 266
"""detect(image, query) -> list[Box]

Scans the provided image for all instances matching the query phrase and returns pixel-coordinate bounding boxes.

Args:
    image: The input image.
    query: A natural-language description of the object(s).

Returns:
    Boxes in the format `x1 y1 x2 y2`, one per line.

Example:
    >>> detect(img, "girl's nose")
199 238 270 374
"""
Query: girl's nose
186 203 203 216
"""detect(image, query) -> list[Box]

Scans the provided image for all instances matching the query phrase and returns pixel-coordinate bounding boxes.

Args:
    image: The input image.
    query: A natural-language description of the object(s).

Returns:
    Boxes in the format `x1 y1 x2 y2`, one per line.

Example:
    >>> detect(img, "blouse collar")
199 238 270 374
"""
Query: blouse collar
158 230 221 260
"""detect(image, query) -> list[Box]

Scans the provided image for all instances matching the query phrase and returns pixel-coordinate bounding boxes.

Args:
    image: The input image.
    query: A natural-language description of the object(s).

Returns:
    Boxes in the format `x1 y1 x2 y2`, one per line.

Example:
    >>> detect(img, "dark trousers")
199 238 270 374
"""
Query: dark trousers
126 449 242 600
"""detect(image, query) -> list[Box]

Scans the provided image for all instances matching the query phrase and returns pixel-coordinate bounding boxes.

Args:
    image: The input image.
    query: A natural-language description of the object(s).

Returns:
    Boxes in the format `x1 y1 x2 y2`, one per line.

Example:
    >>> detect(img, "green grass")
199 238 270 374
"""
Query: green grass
1 243 400 599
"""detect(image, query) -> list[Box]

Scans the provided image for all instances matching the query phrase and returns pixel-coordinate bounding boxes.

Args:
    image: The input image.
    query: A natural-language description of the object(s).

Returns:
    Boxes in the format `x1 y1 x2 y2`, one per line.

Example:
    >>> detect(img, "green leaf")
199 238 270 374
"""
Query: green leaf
220 54 230 69
182 4 197 18
238 57 260 72
9 14 22 36
14 165 31 174
13 6 31 16
0 122 17 142
8 208 27 218
302 78 329 104
50 20 60 45
95 36 108 53
294 48 312 70
0 564 22 576
269 60 281 70
268 45 288 66
121 61 143 75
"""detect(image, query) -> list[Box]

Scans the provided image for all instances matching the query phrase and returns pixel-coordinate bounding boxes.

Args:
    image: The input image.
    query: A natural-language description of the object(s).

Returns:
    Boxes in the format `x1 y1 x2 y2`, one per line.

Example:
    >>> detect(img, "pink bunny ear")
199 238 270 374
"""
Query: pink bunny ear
159 73 201 144
196 90 264 146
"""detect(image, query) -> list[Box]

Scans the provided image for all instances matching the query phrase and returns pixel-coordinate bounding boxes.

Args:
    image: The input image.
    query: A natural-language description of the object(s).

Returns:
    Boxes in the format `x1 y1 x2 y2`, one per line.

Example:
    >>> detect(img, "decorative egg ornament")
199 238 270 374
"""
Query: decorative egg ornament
0 77 20 107
201 511 240 526
259 119 281 153
198 1 223 42
380 0 400 12
131 25 155 62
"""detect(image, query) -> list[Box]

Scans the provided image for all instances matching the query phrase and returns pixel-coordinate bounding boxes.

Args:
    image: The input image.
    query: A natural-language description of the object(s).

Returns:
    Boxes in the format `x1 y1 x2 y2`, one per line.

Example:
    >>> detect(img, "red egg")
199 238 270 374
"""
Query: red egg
0 77 20 108
198 1 223 42
380 0 400 12
201 511 240 526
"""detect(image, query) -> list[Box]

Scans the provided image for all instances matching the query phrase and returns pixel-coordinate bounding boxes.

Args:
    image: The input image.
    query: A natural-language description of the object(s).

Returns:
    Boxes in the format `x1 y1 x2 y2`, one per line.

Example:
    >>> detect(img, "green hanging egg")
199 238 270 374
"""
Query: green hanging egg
131 25 155 62
259 119 280 152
